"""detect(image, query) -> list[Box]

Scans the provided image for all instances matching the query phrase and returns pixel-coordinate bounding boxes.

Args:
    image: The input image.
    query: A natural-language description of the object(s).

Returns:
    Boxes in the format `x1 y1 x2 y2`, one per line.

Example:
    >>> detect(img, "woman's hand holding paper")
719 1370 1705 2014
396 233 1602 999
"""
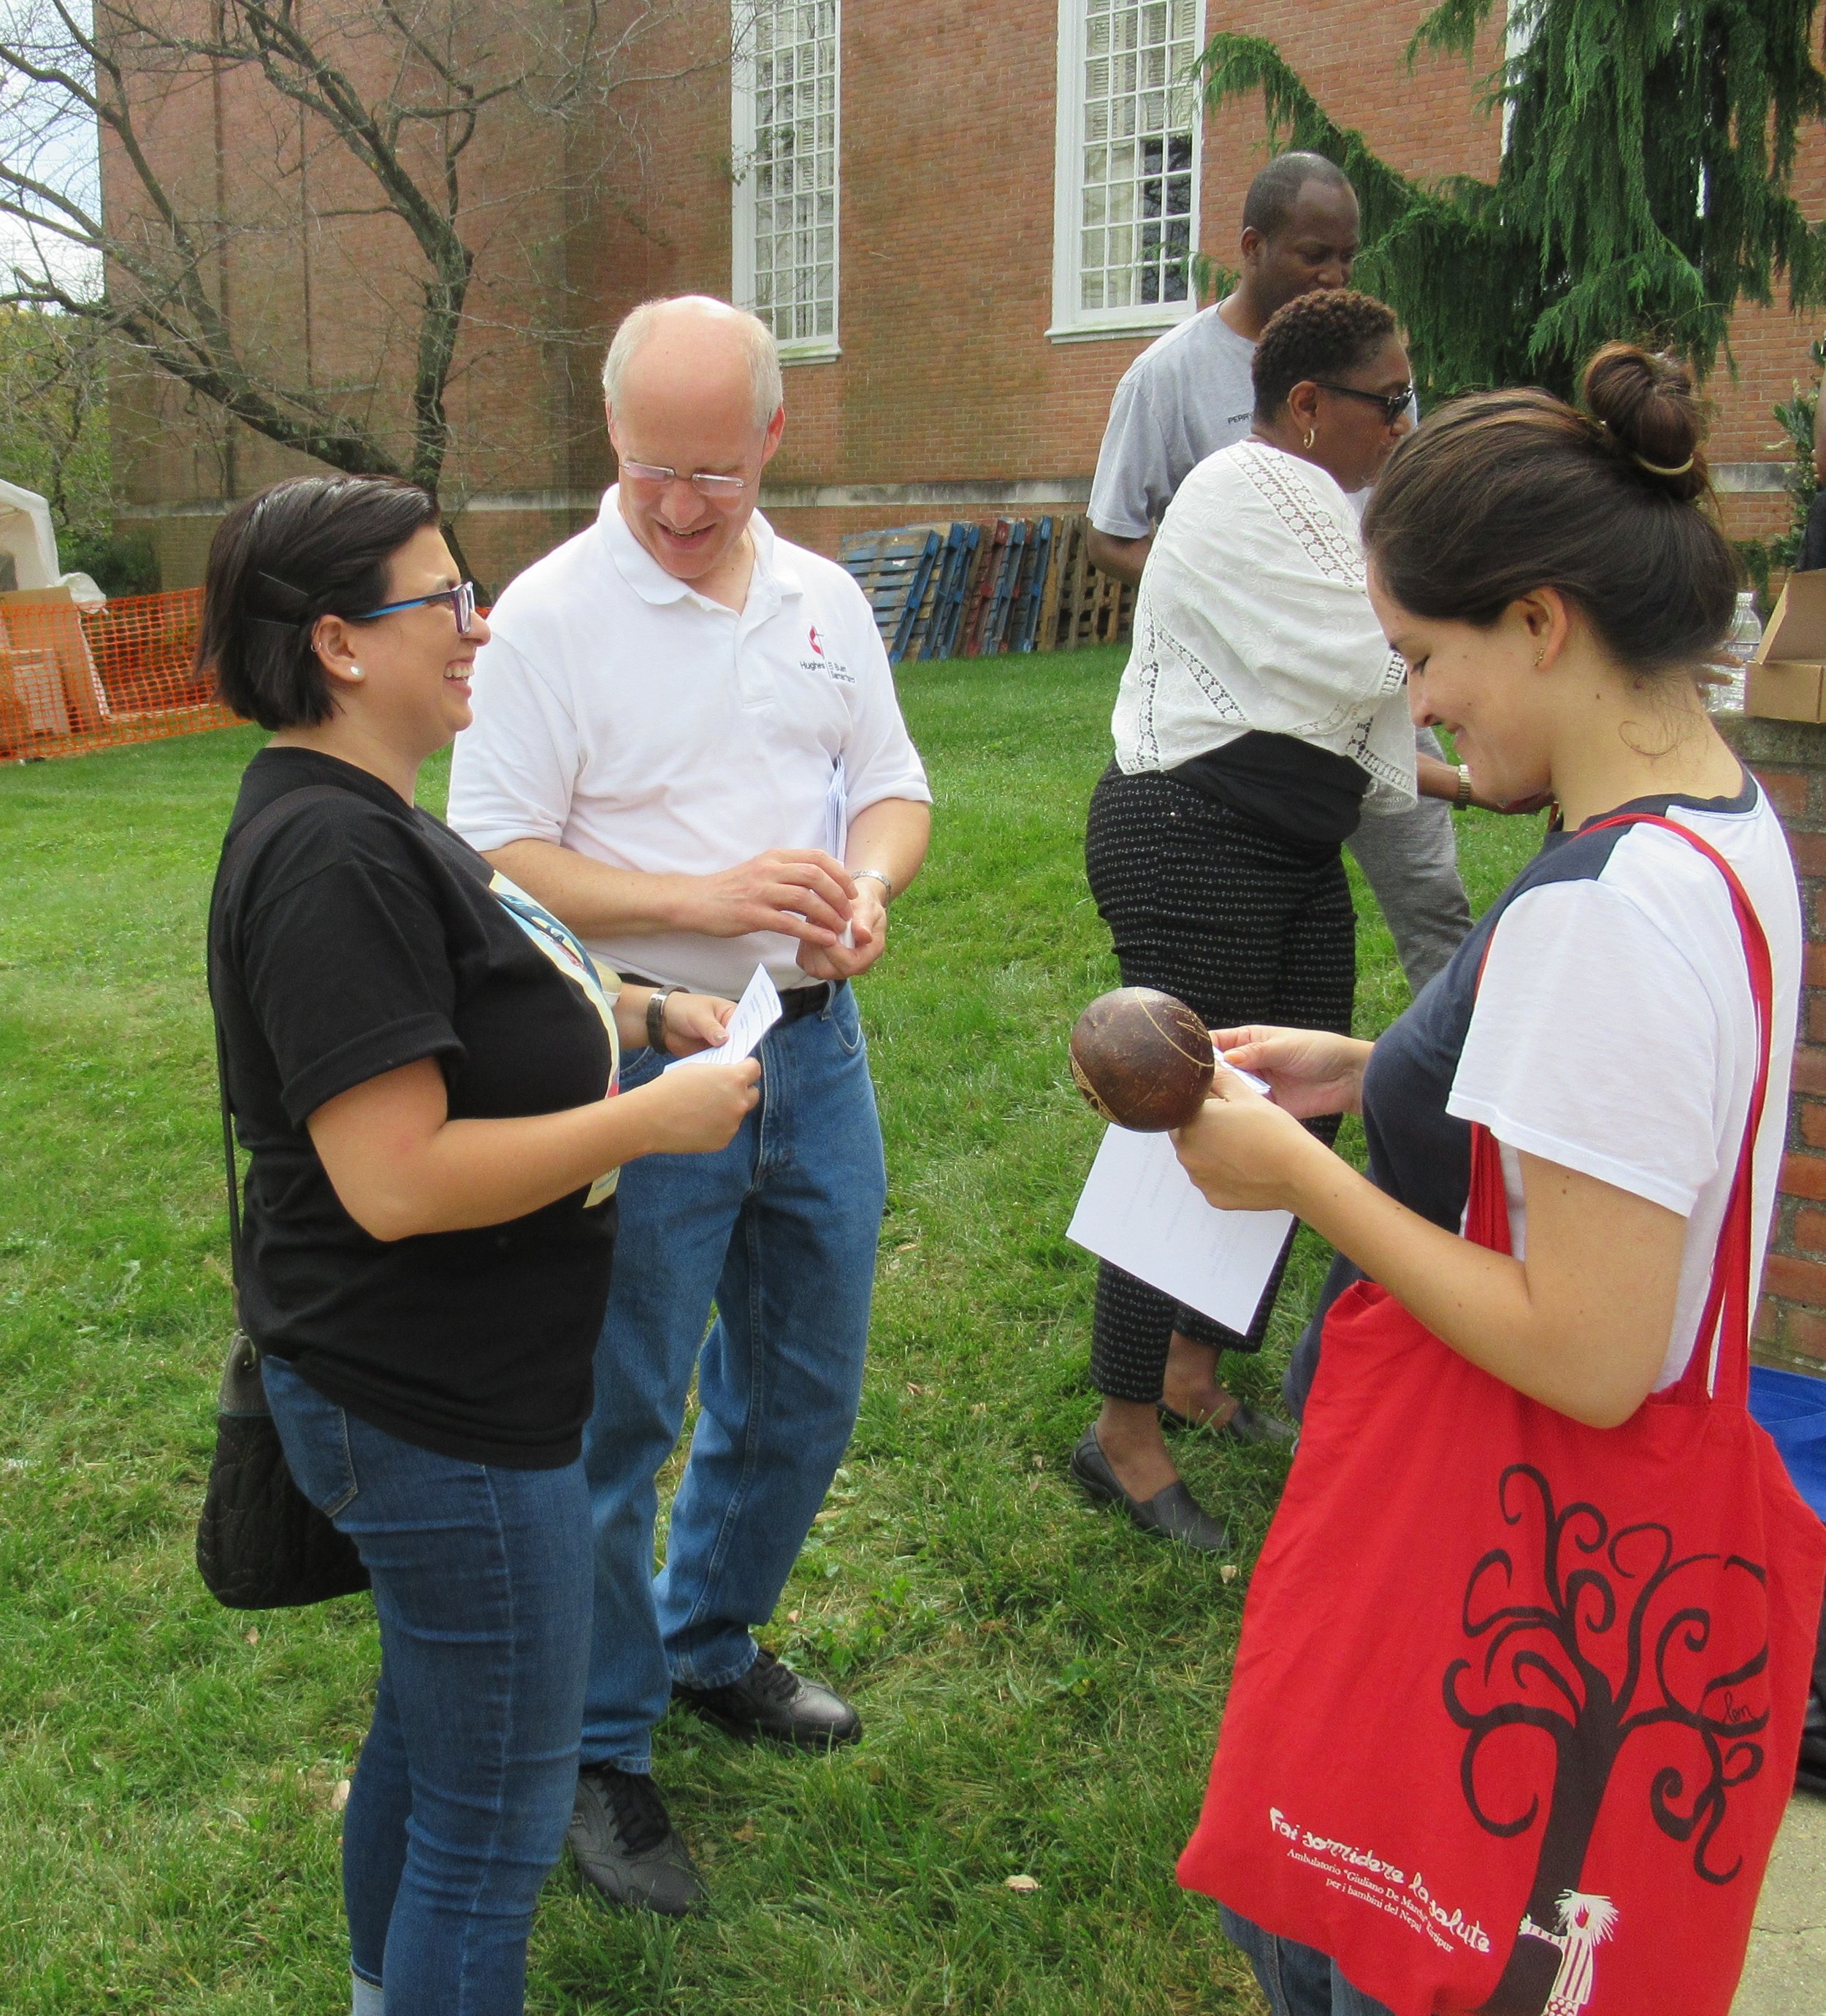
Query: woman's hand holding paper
1171 1068 1330 1215
659 989 738 1056
1210 1025 1373 1119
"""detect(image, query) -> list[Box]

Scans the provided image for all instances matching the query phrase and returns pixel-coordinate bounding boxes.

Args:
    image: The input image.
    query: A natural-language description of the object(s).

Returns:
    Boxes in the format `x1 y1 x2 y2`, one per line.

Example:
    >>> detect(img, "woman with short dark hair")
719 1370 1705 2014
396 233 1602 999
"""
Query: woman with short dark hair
1173 347 1819 2016
202 474 760 2016
1072 290 1448 1546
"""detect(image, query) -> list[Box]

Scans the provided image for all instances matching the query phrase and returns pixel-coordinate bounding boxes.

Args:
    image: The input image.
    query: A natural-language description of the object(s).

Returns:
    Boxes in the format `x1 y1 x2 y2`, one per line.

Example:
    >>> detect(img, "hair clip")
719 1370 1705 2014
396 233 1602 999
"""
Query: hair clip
1632 451 1695 478
254 568 311 612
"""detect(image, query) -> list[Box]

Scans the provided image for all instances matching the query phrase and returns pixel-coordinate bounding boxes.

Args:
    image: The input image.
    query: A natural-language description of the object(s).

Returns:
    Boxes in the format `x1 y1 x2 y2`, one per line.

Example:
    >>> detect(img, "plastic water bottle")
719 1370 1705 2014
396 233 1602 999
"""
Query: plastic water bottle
1706 591 1761 713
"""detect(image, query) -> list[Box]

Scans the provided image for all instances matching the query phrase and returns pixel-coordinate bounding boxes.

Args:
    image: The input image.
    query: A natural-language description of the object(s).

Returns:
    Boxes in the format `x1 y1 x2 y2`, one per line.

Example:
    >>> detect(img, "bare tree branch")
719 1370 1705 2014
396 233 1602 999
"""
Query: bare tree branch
0 0 726 584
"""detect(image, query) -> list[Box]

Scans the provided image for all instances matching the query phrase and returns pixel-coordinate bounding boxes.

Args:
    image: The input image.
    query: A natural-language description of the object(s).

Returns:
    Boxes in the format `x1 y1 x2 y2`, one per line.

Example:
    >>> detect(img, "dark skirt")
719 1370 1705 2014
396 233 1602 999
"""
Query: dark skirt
1082 763 1355 1402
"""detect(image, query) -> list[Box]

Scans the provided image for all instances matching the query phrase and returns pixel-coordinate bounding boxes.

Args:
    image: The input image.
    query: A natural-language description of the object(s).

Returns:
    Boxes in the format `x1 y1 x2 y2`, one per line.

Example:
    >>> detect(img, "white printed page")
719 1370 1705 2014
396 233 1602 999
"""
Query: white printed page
1066 1110 1292 1333
664 963 783 1071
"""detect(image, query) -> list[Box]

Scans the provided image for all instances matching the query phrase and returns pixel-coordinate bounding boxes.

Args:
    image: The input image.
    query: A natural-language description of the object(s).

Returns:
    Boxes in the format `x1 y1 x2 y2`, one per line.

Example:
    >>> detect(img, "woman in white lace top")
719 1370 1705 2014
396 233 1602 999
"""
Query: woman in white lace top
1071 290 1433 1548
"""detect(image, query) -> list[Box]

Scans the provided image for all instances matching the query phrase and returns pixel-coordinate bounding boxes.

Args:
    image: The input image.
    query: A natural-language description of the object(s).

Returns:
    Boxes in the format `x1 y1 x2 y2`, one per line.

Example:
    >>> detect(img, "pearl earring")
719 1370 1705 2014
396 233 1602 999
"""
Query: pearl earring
348 664 364 681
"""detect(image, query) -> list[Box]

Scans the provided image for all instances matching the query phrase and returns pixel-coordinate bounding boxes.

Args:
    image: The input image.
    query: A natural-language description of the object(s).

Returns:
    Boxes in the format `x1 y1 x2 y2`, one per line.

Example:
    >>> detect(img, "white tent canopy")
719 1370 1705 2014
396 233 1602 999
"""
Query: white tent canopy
0 477 104 606
0 477 61 588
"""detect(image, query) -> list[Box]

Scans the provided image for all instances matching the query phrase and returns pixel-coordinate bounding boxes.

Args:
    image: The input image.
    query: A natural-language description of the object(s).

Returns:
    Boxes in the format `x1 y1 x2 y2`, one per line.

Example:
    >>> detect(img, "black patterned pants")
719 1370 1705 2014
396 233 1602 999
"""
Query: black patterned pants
1083 764 1356 1403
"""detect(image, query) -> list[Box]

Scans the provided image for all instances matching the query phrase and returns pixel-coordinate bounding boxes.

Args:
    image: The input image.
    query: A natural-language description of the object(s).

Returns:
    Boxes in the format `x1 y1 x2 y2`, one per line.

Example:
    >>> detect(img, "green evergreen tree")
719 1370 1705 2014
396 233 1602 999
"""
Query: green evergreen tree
1769 333 1826 566
1196 0 1826 400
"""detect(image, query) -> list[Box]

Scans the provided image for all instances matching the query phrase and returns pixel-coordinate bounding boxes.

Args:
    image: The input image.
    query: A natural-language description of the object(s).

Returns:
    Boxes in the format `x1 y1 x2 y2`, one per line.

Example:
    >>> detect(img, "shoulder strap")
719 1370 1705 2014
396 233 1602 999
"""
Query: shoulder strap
208 782 364 1315
1467 809 1775 1408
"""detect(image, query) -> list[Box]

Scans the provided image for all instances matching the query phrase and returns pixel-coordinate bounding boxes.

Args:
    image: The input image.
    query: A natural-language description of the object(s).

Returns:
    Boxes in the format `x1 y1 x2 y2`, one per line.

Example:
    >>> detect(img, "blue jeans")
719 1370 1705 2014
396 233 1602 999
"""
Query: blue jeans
581 980 886 1770
262 1354 592 2016
1221 1907 1398 2016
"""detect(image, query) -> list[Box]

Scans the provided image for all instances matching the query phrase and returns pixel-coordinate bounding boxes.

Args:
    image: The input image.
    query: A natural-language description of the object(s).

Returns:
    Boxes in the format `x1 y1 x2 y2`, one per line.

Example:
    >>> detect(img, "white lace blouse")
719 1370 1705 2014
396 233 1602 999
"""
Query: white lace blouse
1111 439 1417 809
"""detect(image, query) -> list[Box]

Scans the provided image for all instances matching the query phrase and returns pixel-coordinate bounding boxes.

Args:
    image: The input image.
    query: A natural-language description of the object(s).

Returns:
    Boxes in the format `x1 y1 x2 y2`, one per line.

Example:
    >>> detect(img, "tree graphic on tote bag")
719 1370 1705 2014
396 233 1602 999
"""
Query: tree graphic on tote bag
1443 1464 1770 2016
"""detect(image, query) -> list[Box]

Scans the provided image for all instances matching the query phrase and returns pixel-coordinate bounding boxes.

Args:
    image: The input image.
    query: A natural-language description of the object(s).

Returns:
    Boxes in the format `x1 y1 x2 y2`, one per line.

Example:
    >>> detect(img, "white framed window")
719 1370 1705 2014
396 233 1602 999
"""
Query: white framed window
732 0 840 362
1050 0 1204 340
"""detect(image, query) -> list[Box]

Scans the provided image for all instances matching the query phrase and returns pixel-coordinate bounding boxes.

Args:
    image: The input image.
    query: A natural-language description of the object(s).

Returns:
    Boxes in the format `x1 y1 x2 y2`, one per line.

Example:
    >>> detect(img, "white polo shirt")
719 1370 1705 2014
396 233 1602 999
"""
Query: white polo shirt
447 489 931 999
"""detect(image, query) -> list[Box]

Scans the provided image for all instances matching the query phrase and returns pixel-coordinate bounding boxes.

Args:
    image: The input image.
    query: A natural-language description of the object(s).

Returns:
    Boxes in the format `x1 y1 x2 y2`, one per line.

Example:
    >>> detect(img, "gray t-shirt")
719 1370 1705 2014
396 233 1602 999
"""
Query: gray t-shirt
1087 306 1257 539
1088 302 1416 536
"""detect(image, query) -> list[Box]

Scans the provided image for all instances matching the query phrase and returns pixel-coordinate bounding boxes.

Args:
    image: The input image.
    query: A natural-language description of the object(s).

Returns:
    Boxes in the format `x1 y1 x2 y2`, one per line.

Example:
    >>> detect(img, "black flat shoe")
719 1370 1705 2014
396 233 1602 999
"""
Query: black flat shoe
673 1646 862 1750
1158 1399 1297 1446
1069 1425 1231 1553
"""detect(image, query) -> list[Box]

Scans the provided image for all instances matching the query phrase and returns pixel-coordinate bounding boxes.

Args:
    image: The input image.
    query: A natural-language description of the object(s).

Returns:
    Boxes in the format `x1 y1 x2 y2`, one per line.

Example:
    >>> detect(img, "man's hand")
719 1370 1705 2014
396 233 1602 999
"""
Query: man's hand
681 848 857 946
795 881 888 982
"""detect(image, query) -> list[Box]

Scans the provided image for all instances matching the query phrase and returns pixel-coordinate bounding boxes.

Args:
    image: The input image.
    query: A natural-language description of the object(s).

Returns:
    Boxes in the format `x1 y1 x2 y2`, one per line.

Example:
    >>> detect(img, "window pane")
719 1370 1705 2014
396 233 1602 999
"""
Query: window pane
1076 0 1199 318
741 0 839 344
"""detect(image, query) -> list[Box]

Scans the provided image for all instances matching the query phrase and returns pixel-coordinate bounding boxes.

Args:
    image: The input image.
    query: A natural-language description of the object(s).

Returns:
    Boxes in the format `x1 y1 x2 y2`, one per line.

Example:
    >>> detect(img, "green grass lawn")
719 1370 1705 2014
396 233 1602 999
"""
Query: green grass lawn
0 650 1543 2015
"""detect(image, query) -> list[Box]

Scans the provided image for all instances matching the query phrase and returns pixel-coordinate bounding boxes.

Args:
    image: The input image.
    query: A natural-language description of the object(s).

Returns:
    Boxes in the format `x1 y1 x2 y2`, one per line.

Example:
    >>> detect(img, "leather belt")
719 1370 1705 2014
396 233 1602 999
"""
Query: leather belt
622 976 833 1025
776 980 835 1023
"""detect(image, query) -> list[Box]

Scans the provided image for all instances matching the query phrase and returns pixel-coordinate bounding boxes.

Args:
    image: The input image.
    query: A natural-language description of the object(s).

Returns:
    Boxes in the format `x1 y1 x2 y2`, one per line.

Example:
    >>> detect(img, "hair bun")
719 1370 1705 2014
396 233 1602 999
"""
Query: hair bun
1581 343 1709 501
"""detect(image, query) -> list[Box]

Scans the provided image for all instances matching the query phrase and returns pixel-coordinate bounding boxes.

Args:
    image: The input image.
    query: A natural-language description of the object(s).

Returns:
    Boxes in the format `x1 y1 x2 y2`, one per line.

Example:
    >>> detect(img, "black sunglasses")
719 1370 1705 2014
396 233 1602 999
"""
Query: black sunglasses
1314 381 1416 426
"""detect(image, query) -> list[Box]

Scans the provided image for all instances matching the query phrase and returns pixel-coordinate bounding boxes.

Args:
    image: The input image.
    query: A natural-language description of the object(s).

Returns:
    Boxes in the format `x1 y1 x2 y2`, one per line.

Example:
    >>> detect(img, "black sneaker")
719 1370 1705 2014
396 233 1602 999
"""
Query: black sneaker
673 1646 862 1749
568 1763 706 1917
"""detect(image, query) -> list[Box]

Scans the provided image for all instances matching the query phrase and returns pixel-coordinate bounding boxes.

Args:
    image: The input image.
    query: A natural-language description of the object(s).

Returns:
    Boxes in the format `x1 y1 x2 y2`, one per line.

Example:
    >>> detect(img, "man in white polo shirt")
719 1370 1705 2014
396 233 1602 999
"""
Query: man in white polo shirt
448 295 931 1917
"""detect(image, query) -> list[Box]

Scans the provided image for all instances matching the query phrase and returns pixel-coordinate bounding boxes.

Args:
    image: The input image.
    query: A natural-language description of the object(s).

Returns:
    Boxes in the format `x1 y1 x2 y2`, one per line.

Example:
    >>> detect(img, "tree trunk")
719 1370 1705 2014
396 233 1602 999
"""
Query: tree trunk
438 515 486 605
1477 1698 1621 2015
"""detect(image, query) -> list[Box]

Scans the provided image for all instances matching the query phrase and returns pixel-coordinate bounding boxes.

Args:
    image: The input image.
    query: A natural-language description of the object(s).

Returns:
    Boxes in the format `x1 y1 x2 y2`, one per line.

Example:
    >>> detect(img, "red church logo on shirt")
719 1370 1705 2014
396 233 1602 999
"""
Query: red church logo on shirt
809 624 825 657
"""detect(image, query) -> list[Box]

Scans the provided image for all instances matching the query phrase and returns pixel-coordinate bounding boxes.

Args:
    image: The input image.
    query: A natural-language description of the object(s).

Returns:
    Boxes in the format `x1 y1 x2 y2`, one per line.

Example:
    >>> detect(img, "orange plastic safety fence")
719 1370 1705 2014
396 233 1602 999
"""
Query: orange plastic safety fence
0 588 238 764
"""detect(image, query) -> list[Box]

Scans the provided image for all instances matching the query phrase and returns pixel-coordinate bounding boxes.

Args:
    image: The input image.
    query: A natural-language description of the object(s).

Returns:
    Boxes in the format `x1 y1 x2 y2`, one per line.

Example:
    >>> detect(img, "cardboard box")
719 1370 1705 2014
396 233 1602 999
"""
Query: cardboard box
1748 571 1826 723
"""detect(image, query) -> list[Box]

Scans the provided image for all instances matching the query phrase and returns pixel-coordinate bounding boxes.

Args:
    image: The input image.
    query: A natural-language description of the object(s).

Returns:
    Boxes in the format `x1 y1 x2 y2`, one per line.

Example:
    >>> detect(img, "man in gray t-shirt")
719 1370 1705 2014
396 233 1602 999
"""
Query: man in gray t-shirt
1086 303 1258 558
1086 150 1473 997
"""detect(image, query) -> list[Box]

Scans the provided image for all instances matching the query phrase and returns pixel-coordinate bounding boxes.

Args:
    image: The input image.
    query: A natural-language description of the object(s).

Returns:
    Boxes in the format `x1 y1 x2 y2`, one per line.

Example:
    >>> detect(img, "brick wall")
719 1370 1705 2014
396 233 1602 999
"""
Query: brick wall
1721 715 1826 1374
108 0 1826 592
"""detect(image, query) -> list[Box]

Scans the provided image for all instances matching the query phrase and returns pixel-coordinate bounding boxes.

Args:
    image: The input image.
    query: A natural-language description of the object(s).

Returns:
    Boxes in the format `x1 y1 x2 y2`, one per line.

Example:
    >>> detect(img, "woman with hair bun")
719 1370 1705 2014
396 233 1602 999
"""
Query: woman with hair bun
1172 346 1825 2016
1074 289 1463 1547
201 474 761 2015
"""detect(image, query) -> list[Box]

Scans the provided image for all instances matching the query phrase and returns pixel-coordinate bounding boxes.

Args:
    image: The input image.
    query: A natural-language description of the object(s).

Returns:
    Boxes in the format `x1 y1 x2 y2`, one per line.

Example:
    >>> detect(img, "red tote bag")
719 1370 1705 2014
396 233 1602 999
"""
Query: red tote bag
1179 816 1826 2016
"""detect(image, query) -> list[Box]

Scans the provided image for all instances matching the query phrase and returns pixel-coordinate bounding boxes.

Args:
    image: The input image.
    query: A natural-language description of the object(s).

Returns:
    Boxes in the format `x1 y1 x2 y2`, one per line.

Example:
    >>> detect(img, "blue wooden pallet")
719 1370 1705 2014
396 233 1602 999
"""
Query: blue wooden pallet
838 527 942 665
922 522 979 660
1012 516 1055 652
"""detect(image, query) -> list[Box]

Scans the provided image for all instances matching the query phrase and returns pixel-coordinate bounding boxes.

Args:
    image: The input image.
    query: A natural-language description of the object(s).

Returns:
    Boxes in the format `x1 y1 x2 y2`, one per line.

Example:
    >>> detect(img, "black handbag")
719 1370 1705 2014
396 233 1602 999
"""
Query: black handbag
196 789 370 1609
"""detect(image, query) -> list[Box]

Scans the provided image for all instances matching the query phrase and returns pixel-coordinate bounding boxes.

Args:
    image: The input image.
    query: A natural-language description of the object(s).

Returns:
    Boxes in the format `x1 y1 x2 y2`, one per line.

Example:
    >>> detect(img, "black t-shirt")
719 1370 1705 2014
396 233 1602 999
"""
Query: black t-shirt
208 747 618 1467
1169 730 1371 847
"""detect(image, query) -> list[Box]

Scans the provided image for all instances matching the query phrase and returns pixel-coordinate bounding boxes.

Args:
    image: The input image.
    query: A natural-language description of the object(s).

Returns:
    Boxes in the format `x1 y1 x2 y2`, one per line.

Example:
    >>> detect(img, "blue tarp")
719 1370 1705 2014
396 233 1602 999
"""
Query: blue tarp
1750 1364 1826 1521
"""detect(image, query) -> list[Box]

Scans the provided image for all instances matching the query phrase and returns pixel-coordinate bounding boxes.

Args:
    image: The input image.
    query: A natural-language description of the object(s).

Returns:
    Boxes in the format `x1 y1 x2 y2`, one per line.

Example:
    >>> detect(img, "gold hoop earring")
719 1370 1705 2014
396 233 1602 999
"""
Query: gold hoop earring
1303 427 1316 451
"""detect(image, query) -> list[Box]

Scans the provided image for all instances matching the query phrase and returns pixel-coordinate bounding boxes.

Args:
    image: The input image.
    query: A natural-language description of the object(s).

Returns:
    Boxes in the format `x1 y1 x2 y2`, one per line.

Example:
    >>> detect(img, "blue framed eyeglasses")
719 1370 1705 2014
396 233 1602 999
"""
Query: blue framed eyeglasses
349 580 478 635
